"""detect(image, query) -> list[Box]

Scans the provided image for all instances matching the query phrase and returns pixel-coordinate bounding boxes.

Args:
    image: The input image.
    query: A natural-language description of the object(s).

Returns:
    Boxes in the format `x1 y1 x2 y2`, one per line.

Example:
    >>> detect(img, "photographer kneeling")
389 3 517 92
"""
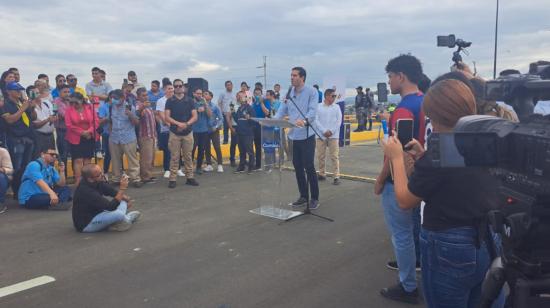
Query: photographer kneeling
382 79 504 308
72 164 141 232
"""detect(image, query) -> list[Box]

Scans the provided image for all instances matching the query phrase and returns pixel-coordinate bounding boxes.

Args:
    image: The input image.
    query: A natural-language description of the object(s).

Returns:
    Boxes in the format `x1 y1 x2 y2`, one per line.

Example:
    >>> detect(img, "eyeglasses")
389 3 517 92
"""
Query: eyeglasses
174 85 184 88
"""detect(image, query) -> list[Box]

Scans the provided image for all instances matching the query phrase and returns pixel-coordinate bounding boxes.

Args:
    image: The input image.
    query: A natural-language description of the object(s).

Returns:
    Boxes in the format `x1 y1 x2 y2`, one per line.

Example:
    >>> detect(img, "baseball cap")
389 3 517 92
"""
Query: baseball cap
6 82 25 91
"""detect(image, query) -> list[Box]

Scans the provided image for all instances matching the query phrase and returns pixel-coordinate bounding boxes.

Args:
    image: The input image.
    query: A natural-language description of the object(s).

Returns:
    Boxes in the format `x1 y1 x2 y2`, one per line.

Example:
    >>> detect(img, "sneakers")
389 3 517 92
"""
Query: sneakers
217 165 224 173
234 167 245 174
203 165 214 172
163 170 170 178
309 199 320 210
108 220 132 232
96 152 103 159
333 178 341 185
126 211 141 223
318 175 326 181
291 197 308 208
386 260 422 272
177 169 185 177
380 283 419 304
186 178 199 186
168 181 177 188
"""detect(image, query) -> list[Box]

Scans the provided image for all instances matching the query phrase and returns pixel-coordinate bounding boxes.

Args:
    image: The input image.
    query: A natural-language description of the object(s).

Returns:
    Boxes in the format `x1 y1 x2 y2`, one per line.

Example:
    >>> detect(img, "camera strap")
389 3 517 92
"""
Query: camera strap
475 218 498 261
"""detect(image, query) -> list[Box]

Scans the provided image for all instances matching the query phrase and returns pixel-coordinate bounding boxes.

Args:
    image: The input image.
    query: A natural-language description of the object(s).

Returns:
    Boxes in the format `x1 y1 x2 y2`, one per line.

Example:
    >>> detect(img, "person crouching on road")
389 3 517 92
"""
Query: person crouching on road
18 147 72 210
72 164 141 232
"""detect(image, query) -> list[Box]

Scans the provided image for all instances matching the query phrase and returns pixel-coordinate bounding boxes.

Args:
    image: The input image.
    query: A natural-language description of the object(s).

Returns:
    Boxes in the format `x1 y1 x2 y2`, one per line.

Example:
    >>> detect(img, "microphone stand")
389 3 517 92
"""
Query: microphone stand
91 98 98 164
284 87 333 223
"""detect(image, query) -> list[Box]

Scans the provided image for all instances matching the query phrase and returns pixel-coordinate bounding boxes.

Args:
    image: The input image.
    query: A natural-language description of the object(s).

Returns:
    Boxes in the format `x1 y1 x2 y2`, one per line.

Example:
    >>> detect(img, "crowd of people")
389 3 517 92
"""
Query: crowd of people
1 54 528 307
0 66 343 219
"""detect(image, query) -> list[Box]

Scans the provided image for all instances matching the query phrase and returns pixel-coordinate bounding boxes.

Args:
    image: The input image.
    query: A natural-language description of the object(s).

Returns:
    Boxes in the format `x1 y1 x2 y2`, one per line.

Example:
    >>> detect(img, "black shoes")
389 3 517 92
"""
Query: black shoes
386 260 421 272
380 283 419 304
291 197 308 208
168 181 177 188
186 178 199 186
234 167 245 174
132 181 144 188
318 175 326 181
333 178 341 185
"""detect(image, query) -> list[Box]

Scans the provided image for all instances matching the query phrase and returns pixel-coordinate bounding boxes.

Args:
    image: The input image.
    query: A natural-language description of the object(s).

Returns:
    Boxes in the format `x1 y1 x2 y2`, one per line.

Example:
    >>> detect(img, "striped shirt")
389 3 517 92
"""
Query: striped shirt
138 102 157 138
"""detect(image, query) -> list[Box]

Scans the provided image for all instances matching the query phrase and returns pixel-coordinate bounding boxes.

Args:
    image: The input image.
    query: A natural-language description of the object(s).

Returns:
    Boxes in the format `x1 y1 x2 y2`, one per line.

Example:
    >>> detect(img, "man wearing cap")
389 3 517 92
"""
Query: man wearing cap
0 82 37 173
354 86 366 132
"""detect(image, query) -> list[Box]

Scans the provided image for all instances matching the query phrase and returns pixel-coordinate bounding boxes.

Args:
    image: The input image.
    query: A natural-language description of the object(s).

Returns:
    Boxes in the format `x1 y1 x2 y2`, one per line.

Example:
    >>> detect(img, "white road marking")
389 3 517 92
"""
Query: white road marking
0 276 55 298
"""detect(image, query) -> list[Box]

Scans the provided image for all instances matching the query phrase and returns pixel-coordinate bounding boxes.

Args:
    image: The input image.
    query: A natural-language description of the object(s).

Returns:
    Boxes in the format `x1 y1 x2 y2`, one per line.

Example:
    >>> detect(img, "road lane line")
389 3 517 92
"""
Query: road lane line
0 276 55 298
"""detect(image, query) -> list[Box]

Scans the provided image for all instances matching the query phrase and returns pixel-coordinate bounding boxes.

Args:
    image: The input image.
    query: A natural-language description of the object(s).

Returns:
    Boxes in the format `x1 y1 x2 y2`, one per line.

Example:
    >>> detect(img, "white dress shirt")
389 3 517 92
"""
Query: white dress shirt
314 102 342 140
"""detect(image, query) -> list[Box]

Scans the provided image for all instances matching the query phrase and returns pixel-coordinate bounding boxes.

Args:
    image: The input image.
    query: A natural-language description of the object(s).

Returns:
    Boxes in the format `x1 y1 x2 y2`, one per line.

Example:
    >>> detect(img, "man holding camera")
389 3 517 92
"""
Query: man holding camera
108 89 142 188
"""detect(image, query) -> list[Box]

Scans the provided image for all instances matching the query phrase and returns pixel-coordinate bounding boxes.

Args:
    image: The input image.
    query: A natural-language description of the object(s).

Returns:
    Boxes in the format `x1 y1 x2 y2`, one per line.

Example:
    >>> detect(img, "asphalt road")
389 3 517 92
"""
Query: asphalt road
0 144 422 308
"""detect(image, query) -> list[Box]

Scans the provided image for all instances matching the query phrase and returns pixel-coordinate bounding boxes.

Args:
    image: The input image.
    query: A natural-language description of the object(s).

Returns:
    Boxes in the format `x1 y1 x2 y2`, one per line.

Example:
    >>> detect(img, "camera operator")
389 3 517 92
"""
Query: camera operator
382 79 505 308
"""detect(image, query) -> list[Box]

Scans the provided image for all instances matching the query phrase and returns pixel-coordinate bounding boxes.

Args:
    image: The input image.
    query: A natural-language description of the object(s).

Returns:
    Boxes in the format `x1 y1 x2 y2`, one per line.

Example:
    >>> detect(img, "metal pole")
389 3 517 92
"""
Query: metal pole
263 56 267 89
493 0 499 79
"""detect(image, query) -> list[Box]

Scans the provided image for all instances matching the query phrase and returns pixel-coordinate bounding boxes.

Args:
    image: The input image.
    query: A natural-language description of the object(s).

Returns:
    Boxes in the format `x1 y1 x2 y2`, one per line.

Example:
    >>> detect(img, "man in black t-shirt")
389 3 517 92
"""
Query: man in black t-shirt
164 79 198 188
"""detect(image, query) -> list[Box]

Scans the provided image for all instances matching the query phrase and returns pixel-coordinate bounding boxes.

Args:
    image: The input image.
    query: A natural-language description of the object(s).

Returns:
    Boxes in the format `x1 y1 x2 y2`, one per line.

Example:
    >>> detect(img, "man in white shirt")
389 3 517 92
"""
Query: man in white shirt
314 88 342 185
30 83 56 157
218 81 235 144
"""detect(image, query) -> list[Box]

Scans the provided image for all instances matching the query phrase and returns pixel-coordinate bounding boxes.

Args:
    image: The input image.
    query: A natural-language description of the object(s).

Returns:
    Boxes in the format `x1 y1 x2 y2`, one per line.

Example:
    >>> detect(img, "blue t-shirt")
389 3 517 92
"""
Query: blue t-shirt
98 101 111 136
252 98 271 119
19 159 60 205
147 90 164 110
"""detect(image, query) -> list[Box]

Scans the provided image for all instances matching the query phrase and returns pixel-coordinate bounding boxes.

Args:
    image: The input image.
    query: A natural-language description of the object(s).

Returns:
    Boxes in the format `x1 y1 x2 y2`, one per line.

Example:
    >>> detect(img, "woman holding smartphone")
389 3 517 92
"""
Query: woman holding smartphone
382 79 504 308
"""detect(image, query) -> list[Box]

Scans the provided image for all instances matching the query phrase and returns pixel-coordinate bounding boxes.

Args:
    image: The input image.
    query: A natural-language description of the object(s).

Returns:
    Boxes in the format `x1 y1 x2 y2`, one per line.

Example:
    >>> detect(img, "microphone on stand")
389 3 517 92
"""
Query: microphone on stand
285 86 293 102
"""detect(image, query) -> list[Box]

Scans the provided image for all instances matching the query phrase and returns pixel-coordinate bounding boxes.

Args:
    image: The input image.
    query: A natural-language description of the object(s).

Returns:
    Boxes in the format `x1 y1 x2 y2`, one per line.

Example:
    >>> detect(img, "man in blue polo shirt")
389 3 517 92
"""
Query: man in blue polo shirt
19 147 71 210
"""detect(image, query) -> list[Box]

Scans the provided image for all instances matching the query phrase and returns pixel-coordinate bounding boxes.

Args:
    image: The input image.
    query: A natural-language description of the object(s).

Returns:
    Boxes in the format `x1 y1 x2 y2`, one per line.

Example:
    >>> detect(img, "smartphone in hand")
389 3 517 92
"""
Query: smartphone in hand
396 118 414 150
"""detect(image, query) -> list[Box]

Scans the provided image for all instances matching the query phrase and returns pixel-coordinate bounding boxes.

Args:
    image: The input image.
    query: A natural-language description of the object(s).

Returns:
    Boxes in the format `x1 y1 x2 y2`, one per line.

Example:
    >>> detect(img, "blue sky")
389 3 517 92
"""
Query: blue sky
1 0 549 96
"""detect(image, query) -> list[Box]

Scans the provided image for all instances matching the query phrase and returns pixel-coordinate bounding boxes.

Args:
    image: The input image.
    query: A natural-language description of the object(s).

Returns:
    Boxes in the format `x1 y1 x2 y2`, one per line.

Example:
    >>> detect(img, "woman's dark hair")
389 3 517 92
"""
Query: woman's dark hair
292 67 307 82
69 92 85 104
385 54 423 85
0 70 14 96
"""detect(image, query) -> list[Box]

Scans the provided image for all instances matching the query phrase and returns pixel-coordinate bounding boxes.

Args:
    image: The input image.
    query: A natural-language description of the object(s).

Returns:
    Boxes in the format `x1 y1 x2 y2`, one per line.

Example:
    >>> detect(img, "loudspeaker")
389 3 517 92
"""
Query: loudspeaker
377 82 388 103
187 78 208 94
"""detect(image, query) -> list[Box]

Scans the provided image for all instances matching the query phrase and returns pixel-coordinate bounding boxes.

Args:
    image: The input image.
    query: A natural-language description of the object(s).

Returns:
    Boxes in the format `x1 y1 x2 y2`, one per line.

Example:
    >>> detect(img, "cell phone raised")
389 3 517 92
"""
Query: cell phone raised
396 118 414 149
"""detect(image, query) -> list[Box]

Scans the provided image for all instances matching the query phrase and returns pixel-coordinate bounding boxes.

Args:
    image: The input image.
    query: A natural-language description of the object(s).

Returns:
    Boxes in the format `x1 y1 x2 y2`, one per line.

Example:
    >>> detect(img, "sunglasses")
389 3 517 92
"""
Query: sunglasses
67 78 76 82
174 85 184 88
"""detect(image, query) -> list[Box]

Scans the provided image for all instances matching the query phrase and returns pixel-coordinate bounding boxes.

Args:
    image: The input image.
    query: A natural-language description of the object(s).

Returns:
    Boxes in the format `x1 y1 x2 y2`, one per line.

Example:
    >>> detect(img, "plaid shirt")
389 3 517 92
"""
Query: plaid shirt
138 102 156 138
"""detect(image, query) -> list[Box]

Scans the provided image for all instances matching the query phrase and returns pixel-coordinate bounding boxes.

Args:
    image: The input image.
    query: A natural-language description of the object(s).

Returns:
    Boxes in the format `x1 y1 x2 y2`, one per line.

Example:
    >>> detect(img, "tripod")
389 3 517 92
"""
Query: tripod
284 87 333 223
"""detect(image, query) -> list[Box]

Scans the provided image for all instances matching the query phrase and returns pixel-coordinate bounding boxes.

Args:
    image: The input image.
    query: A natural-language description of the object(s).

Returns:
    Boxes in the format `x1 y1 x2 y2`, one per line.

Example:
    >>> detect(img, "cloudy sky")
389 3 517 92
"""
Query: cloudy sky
1 0 549 95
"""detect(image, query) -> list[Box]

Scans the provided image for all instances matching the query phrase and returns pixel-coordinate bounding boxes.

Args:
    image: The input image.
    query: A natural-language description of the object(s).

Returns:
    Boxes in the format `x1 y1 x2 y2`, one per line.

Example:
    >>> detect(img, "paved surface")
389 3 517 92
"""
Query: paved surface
0 145 423 308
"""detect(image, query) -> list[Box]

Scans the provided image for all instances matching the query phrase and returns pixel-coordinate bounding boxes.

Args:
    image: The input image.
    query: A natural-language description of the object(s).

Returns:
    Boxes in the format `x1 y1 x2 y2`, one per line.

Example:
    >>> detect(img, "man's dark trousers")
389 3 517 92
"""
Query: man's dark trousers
292 135 319 200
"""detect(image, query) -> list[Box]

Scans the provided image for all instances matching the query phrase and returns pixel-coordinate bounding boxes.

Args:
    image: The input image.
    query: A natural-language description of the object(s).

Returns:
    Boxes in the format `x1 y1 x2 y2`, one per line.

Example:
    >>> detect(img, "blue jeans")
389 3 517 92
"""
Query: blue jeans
101 134 111 174
23 186 72 209
381 182 417 292
413 206 421 261
8 136 34 173
82 201 130 232
0 173 9 204
420 227 505 308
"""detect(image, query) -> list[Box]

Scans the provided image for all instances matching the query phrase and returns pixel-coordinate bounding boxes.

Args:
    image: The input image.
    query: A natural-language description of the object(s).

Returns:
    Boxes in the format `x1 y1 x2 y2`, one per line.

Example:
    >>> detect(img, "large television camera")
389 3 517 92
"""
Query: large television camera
429 61 550 307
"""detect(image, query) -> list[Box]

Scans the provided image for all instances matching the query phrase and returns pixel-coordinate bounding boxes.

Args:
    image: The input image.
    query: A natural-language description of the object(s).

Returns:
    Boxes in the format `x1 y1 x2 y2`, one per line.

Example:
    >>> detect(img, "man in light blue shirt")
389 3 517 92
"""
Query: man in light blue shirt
274 67 320 209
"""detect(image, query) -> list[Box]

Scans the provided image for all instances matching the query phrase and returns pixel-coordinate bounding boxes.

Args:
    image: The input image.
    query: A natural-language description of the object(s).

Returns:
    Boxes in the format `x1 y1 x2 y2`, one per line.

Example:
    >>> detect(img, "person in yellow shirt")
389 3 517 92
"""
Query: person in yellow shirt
67 74 88 100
